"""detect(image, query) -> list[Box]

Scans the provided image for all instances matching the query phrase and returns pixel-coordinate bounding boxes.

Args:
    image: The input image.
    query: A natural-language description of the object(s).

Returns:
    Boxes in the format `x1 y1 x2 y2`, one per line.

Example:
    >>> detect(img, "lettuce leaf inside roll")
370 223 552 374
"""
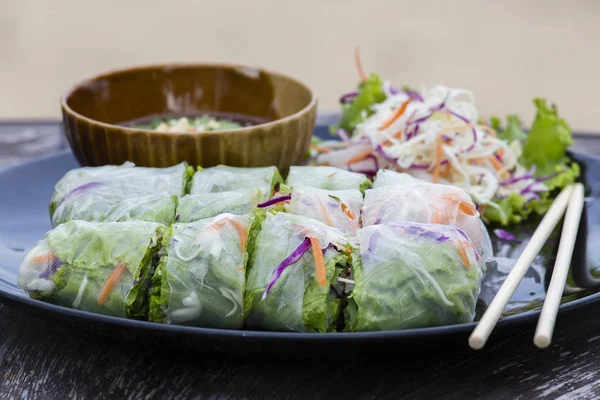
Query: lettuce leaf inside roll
176 188 262 223
285 166 372 193
150 213 258 329
346 222 484 332
189 165 282 202
17 220 165 319
49 161 192 227
244 212 358 332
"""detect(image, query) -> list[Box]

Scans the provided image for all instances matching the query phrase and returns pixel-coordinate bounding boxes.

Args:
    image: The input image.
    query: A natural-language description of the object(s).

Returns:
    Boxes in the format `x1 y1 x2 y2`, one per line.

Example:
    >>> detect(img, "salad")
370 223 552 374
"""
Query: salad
307 50 580 226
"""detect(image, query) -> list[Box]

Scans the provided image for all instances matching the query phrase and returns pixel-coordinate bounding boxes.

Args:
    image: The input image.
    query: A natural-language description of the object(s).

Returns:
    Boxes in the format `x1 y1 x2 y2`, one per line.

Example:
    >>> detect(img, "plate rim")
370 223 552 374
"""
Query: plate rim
0 143 598 341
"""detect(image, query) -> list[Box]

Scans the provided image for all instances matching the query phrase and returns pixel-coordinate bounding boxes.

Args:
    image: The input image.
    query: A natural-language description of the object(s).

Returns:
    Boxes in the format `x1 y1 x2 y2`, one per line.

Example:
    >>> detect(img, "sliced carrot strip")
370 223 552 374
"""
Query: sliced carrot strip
224 219 248 253
440 163 450 177
317 198 333 226
432 136 443 183
488 155 509 179
341 203 356 220
496 147 504 159
354 46 367 82
347 150 374 165
309 237 327 287
328 172 338 178
32 254 52 263
310 144 332 153
455 240 471 269
97 263 127 306
395 130 403 139
378 99 412 131
237 265 244 272
441 193 477 216
431 210 446 224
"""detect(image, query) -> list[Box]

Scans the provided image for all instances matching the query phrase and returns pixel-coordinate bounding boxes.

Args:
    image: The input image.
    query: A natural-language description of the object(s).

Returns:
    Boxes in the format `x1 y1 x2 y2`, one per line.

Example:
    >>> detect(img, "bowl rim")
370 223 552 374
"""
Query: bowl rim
60 61 318 137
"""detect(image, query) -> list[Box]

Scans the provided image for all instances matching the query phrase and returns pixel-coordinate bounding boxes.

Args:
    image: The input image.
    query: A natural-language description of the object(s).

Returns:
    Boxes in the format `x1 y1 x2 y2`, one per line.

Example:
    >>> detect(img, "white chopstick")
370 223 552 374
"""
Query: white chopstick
534 183 585 348
469 184 576 350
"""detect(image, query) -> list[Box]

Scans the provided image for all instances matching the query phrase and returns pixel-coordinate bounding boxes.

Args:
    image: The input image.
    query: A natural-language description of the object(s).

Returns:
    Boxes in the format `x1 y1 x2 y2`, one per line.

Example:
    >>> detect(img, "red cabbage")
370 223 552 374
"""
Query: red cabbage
57 182 102 207
494 229 521 242
336 129 350 141
375 145 397 164
39 256 63 279
340 91 358 104
262 237 312 299
257 195 292 208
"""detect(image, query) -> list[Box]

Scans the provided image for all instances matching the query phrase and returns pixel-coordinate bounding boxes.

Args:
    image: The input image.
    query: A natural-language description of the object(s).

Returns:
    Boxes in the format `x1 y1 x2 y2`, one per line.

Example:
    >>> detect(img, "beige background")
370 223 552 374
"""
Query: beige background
1 0 599 132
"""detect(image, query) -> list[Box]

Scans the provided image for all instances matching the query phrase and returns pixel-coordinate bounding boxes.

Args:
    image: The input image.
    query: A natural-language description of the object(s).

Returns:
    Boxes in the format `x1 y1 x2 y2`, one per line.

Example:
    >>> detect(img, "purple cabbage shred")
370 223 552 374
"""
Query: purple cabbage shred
494 229 521 243
39 256 63 279
257 195 292 208
57 182 102 207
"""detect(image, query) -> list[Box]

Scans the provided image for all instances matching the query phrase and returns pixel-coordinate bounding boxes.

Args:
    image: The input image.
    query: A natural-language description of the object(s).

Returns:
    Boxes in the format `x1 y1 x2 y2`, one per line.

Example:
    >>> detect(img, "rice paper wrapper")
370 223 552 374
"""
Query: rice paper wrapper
176 188 262 223
286 166 372 192
149 213 253 329
372 169 419 189
285 183 363 235
245 212 358 332
347 222 484 331
49 161 191 227
17 220 165 319
190 165 282 202
361 182 492 260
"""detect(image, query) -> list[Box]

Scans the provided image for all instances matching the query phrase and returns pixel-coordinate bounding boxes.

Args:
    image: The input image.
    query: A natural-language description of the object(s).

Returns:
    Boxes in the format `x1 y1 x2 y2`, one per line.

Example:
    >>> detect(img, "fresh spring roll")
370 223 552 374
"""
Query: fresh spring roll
176 188 262 223
49 161 193 227
258 183 363 235
361 182 493 260
245 212 358 332
189 165 282 202
285 166 372 192
372 169 419 189
17 220 165 319
346 222 484 331
149 213 257 329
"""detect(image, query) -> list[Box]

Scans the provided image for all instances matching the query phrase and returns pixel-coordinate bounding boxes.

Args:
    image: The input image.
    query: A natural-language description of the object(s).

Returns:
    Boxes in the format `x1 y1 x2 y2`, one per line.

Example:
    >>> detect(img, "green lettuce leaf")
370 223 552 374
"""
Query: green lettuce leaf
521 98 575 178
331 73 386 135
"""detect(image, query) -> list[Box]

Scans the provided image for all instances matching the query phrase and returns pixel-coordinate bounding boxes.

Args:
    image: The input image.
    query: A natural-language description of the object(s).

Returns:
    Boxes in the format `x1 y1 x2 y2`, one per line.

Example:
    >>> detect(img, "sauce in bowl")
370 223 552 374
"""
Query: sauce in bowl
120 111 272 133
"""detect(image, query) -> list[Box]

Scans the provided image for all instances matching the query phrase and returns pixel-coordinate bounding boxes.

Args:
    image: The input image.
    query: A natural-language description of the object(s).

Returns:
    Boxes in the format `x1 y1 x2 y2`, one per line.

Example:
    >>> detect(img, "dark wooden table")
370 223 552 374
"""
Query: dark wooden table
2 121 600 400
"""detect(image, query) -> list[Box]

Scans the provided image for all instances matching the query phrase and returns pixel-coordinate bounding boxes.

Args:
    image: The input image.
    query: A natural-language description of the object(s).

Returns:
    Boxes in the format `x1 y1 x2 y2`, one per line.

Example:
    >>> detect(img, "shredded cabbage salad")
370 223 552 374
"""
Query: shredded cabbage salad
308 51 580 226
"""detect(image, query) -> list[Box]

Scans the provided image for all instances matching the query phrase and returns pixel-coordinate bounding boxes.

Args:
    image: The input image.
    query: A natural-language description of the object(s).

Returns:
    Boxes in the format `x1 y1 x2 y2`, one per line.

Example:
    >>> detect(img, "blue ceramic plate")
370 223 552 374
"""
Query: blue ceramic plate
0 121 599 357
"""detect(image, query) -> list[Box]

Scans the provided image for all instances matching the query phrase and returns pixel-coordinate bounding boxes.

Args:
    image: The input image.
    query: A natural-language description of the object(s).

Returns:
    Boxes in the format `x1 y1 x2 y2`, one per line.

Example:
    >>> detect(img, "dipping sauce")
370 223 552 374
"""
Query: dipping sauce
121 112 272 133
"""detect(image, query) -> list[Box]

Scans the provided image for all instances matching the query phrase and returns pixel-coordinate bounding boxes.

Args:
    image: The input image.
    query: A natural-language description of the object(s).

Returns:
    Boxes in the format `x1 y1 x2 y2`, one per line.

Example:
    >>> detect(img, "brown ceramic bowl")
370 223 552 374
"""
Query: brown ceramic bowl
60 63 317 174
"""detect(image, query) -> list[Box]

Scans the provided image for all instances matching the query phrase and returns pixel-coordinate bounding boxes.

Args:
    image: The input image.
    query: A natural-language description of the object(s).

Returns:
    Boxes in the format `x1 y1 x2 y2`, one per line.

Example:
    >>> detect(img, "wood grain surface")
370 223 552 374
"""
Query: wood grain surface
1 121 600 400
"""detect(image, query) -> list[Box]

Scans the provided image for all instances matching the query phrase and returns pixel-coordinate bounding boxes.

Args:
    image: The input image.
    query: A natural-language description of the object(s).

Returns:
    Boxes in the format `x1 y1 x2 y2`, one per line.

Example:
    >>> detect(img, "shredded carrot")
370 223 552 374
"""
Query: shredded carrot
441 193 477 216
354 46 367 82
341 203 356 220
440 163 450 177
224 219 248 253
347 150 374 165
455 240 471 268
32 254 53 263
309 237 327 287
97 263 127 306
432 136 443 183
317 199 333 226
382 140 394 147
328 172 338 178
395 130 403 139
497 147 505 159
488 155 509 179
211 218 248 252
341 245 351 253
237 265 244 272
378 99 412 131
310 144 332 153
431 210 446 224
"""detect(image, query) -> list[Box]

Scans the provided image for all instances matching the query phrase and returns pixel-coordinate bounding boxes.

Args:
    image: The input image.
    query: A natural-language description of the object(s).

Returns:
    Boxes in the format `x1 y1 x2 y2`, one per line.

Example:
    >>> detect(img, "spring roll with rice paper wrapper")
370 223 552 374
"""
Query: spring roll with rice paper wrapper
49 161 193 227
244 212 358 332
149 213 256 329
176 188 262 223
264 183 363 235
17 220 165 319
285 166 372 192
372 169 419 188
189 165 282 202
345 222 485 331
361 181 493 261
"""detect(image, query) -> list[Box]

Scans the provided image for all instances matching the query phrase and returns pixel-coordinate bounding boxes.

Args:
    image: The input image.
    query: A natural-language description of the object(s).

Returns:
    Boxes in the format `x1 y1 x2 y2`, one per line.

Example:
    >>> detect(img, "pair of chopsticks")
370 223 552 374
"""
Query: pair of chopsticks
469 183 585 350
